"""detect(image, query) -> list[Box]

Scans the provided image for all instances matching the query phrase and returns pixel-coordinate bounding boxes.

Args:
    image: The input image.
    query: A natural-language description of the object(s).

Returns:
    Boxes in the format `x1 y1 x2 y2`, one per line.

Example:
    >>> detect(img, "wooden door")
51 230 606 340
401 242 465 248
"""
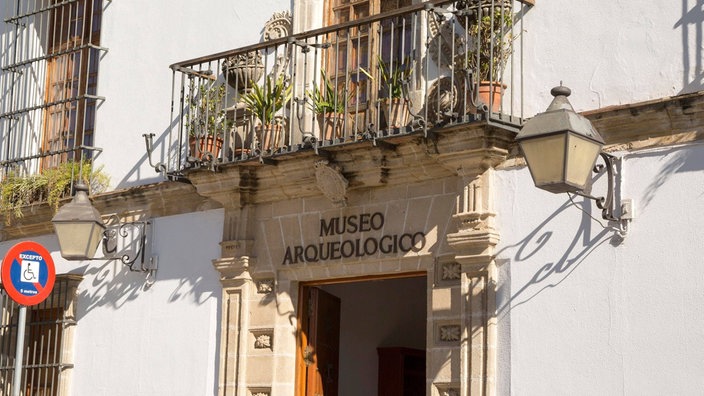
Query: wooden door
297 286 341 396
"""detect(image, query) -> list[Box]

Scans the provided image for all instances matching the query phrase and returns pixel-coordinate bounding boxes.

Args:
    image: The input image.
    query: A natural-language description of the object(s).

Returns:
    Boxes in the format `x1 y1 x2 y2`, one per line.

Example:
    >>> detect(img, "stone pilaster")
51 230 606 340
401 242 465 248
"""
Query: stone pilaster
445 170 499 396
213 257 252 396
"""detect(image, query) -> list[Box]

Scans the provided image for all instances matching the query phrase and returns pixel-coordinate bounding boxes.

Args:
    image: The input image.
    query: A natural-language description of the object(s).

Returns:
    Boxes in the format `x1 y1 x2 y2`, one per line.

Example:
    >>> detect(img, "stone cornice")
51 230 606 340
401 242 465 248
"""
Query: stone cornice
186 121 516 207
0 181 219 241
584 90 704 149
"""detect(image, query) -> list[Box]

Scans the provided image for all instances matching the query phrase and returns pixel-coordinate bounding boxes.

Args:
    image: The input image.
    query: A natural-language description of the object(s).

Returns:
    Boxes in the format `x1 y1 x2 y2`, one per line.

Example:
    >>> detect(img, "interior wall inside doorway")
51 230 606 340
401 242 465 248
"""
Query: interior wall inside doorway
320 276 426 395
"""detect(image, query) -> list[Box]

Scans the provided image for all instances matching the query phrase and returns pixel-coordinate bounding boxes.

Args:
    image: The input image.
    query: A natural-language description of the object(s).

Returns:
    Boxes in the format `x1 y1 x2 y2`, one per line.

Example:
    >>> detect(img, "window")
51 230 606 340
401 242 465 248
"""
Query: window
322 0 413 127
0 275 82 395
42 0 103 169
0 0 105 174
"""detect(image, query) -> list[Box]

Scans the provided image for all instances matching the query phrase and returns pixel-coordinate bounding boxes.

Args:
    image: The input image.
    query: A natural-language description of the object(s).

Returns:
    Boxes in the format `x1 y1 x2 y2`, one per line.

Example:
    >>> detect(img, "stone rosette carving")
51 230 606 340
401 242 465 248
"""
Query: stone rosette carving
256 279 274 294
253 331 273 349
441 261 461 281
314 160 348 206
439 324 461 342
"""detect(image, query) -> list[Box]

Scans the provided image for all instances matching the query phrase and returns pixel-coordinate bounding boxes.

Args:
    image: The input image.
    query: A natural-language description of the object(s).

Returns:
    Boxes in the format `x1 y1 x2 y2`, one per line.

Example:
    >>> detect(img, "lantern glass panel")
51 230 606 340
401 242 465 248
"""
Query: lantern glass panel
565 133 602 190
519 134 566 187
54 221 104 260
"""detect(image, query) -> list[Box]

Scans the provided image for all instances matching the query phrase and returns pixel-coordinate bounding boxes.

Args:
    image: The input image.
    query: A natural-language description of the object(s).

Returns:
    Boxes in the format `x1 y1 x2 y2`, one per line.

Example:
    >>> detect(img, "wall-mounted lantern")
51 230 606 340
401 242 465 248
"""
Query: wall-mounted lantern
52 183 157 277
515 85 633 231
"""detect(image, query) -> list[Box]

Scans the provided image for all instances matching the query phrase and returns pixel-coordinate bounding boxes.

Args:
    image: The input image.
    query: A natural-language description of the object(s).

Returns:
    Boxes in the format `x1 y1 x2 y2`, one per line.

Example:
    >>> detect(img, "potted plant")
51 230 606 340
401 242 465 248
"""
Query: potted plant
187 83 230 161
376 55 414 129
307 70 353 141
0 160 109 225
242 74 292 153
455 0 513 113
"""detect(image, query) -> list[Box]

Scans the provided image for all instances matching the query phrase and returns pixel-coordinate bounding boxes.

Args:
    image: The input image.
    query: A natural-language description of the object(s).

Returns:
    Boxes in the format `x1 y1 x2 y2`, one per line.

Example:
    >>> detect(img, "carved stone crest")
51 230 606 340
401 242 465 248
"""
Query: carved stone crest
263 10 292 42
314 160 348 206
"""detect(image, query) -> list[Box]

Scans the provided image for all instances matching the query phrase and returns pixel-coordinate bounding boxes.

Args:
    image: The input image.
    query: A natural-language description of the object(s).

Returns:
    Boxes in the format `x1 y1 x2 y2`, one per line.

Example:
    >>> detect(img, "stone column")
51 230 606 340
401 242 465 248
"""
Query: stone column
446 169 499 396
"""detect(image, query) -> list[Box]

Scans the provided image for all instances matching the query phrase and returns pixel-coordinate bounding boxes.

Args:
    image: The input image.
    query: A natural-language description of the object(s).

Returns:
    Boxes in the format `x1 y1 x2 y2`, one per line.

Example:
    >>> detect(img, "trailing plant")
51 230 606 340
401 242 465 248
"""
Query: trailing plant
455 2 514 83
242 74 292 125
306 70 353 115
187 83 231 138
0 160 110 224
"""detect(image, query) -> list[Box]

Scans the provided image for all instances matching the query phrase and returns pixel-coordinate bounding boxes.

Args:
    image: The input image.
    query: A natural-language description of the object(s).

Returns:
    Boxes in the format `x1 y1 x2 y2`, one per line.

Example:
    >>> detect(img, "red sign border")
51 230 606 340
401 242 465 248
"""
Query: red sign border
1 241 56 306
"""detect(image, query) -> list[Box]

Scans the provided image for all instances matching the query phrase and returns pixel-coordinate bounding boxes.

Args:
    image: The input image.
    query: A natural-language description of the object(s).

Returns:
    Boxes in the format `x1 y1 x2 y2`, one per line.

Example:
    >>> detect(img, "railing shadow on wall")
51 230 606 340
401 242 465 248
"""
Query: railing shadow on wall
166 0 532 176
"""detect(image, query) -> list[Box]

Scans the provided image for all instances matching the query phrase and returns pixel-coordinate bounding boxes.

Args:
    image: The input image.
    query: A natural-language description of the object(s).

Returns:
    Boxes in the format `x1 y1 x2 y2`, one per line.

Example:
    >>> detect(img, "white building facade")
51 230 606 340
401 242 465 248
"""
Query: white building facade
0 0 702 395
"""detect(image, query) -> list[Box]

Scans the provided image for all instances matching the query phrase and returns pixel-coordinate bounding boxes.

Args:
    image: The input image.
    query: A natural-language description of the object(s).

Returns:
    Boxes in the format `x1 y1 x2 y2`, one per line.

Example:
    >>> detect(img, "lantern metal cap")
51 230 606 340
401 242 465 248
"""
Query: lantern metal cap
51 183 105 226
517 85 605 144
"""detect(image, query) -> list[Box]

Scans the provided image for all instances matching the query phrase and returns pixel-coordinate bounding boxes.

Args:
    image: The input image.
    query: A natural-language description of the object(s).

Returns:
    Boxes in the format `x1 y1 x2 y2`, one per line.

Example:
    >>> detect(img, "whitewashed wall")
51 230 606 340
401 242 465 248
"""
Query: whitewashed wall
0 209 224 396
520 0 702 115
494 143 704 394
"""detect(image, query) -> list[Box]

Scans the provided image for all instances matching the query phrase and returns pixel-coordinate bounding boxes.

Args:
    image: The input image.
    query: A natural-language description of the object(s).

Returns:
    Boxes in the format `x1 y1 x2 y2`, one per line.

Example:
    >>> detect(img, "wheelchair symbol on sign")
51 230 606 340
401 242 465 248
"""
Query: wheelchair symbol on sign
20 260 40 283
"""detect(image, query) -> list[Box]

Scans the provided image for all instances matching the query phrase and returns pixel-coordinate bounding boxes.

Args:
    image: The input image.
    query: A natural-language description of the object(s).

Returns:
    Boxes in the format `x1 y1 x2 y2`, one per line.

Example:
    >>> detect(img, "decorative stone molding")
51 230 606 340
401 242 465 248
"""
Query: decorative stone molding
435 383 460 396
427 10 465 69
221 239 255 259
444 169 499 396
256 279 274 294
262 10 293 80
314 160 349 206
437 259 461 283
438 324 461 343
251 329 274 350
249 389 270 396
263 11 292 41
213 256 251 282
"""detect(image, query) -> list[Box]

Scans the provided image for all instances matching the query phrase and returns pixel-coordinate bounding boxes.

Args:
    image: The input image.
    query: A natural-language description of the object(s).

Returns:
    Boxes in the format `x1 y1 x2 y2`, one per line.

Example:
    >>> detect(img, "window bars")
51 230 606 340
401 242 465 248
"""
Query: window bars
0 0 106 179
0 275 81 396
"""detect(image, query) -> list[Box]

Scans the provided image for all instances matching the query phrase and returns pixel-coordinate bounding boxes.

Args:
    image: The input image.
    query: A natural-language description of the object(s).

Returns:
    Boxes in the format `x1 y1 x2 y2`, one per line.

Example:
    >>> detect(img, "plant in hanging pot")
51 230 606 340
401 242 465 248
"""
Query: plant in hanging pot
242 74 292 153
307 70 353 141
455 0 513 113
187 83 230 161
376 55 414 129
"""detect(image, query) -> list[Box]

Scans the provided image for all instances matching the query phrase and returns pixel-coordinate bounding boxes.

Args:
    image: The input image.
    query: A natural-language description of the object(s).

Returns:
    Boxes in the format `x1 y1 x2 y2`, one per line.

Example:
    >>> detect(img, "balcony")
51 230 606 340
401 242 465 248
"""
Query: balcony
166 0 532 175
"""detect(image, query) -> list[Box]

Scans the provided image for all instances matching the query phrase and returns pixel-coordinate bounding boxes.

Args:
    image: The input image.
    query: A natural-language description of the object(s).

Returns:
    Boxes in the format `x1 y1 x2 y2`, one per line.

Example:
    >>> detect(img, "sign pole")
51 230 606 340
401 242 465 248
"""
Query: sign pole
12 305 26 396
1 241 56 396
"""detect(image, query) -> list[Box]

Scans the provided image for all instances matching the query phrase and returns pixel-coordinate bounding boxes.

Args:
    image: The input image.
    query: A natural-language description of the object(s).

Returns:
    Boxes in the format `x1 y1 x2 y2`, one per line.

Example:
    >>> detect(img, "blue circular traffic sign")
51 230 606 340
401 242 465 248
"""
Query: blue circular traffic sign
1 241 55 306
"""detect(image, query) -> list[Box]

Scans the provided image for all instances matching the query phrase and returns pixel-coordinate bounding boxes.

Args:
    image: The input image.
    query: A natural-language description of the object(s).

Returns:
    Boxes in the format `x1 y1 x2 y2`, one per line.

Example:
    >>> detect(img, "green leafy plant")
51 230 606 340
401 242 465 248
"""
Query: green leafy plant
187 83 231 138
241 74 292 125
455 3 514 82
377 55 414 99
0 160 110 224
306 70 352 115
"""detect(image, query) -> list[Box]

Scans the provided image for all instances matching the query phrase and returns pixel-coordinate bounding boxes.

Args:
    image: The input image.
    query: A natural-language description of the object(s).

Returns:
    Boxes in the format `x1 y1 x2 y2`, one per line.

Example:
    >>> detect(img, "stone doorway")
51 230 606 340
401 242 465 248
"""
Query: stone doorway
296 274 427 396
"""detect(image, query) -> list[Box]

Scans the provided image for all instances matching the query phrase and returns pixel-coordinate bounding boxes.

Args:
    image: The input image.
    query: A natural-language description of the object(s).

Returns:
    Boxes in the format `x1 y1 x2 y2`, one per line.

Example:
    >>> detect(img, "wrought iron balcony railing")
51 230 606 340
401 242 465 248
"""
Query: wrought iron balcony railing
165 0 531 174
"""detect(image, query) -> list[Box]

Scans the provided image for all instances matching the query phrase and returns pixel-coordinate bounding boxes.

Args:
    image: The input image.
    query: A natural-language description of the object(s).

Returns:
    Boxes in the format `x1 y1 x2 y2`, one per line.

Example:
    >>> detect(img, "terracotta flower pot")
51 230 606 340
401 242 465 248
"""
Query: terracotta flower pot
316 113 345 141
380 98 410 129
256 123 283 153
189 135 223 160
475 81 506 114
